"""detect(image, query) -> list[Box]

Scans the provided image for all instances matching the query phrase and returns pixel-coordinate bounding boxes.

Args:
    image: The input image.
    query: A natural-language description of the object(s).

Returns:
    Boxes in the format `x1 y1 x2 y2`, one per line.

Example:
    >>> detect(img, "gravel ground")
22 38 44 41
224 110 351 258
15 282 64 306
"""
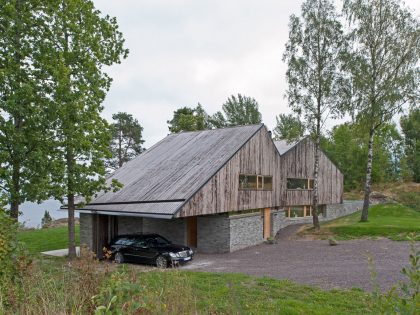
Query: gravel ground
180 239 413 291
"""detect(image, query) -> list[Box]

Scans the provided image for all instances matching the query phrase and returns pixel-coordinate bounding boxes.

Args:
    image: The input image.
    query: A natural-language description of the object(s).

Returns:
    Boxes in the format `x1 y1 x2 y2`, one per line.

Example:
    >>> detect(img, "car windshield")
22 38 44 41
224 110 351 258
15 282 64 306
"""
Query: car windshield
146 236 171 246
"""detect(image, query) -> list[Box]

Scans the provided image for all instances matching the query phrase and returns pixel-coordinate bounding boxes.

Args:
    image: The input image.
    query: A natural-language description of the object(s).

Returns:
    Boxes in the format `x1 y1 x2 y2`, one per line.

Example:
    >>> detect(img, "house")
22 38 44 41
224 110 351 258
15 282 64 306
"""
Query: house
77 124 354 257
274 138 343 219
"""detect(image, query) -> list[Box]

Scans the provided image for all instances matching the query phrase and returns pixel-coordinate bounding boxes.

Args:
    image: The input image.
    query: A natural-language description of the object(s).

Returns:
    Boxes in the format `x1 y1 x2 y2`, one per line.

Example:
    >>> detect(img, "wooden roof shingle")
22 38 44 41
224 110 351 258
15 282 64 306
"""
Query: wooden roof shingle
82 124 263 217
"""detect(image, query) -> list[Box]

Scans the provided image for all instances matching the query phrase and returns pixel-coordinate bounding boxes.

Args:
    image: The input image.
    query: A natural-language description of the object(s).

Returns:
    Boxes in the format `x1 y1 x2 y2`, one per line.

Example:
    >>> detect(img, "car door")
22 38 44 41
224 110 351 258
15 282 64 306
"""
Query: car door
129 238 152 263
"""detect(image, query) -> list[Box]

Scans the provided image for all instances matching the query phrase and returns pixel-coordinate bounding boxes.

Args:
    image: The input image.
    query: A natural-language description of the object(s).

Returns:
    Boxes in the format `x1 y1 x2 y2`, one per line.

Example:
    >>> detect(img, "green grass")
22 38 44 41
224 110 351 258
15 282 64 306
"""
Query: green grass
17 225 80 254
98 269 374 315
324 203 420 241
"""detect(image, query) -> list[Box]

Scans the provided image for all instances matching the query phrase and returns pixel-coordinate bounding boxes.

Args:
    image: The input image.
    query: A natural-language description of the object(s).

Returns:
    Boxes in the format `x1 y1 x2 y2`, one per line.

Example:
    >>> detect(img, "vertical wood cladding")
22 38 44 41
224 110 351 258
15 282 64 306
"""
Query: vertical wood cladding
281 138 343 206
177 127 283 217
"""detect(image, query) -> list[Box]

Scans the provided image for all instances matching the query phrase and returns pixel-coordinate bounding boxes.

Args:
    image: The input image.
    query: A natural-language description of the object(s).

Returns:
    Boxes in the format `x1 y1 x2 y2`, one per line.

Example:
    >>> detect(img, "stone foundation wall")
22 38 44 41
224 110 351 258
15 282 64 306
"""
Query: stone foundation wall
229 213 264 251
79 201 364 254
197 214 230 253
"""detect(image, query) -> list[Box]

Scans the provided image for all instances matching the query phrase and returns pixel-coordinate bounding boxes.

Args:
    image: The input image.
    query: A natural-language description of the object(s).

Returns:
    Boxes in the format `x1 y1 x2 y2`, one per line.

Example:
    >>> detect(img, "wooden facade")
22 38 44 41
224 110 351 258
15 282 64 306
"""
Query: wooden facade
177 127 283 217
279 138 343 206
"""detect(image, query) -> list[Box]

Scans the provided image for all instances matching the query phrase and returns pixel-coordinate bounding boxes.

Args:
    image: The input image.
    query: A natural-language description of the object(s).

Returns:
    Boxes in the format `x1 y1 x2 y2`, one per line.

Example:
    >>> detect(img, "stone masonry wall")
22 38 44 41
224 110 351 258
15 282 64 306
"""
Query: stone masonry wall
197 214 230 253
229 213 264 252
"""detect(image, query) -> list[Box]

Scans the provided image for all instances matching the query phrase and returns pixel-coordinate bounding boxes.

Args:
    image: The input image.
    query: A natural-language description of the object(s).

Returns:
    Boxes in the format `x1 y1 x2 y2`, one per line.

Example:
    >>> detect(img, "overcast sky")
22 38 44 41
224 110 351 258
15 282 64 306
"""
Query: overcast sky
93 0 419 148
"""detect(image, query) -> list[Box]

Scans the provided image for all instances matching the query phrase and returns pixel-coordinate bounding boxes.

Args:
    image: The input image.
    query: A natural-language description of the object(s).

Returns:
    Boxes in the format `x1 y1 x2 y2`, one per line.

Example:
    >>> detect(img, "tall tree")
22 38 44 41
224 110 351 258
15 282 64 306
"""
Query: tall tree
210 94 262 127
283 0 346 229
343 0 420 221
323 122 403 190
400 108 420 182
273 113 306 143
107 112 144 170
167 103 210 133
46 0 128 258
0 0 51 220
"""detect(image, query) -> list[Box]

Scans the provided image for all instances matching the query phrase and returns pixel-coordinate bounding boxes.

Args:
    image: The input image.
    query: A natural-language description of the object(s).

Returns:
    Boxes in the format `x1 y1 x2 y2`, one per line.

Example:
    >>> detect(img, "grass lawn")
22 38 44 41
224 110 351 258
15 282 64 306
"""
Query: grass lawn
17 225 80 254
302 203 420 241
96 269 374 315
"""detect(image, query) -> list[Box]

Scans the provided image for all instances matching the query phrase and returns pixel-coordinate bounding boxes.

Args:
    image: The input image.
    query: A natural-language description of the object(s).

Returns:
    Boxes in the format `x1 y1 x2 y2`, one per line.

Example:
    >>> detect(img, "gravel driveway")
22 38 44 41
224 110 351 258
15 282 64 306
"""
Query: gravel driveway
180 239 413 291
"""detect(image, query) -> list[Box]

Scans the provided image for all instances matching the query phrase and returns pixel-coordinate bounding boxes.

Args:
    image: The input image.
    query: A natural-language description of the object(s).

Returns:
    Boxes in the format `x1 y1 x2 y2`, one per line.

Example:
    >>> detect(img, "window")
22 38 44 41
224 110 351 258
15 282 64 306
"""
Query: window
285 205 326 218
285 205 312 218
239 174 273 190
287 178 314 190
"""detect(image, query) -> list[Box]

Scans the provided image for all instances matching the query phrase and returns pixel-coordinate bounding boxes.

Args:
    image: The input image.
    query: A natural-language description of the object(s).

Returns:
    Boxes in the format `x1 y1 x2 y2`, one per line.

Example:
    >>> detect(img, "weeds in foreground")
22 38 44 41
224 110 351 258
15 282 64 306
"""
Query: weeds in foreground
368 235 420 314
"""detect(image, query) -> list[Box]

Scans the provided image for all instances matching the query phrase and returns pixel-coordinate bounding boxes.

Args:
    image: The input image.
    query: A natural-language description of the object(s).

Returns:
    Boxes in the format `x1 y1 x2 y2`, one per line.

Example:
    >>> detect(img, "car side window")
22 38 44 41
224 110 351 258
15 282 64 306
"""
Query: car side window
132 239 147 248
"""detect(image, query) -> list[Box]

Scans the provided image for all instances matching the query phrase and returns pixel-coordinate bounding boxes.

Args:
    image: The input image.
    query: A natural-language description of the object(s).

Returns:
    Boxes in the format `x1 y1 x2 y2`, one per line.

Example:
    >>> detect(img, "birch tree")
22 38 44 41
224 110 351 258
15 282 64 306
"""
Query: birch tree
342 0 420 221
283 0 347 229
46 0 128 258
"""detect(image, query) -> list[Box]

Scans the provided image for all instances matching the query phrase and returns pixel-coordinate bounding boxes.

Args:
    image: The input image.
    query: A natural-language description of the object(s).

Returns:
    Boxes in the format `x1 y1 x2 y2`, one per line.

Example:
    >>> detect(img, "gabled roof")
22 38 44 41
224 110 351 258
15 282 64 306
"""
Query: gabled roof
79 124 264 218
274 139 299 155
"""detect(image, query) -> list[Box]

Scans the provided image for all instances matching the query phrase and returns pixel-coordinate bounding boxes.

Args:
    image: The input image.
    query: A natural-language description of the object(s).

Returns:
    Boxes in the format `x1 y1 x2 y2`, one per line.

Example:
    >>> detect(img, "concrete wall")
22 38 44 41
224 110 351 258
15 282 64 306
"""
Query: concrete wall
197 214 230 253
143 218 186 246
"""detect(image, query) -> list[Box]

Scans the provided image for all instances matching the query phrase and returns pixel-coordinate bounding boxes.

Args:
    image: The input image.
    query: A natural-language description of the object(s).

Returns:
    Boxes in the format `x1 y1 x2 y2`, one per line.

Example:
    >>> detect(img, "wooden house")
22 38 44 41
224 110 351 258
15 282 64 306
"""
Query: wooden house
274 138 344 219
77 125 345 256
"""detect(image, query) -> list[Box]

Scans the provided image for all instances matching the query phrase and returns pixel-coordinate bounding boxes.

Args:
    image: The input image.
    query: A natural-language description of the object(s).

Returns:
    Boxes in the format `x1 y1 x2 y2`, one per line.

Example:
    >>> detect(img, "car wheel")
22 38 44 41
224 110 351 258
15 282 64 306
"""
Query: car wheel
115 252 125 264
155 255 168 268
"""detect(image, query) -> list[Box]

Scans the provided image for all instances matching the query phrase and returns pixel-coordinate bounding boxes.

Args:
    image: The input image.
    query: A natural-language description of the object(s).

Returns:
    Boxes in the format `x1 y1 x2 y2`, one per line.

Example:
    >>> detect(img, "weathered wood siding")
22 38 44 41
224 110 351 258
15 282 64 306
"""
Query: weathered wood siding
281 138 343 206
177 127 283 217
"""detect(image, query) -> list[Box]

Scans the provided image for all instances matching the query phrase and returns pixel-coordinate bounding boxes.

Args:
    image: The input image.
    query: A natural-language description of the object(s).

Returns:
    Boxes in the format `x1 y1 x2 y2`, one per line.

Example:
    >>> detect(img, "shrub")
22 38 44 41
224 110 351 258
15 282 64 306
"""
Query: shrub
369 235 420 314
41 210 53 228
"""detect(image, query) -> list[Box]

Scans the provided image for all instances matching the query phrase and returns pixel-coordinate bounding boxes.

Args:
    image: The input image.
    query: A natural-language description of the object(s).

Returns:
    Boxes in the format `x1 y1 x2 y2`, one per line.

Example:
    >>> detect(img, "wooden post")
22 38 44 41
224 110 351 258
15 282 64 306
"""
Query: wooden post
263 208 271 239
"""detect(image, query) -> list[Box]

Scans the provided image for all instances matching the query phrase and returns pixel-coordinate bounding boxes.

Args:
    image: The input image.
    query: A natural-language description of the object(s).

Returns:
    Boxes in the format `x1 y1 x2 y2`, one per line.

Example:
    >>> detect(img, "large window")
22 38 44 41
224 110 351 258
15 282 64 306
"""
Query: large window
239 174 273 190
287 178 314 190
285 205 326 218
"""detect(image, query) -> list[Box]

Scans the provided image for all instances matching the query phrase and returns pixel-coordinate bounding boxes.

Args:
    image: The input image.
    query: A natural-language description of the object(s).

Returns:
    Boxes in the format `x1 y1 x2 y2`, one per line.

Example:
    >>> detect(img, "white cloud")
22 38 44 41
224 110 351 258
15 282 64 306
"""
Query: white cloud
95 0 420 148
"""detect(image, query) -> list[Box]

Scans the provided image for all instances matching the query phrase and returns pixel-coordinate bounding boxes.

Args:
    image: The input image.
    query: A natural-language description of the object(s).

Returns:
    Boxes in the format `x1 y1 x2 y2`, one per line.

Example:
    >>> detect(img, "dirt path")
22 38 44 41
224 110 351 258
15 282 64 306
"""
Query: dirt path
181 239 414 291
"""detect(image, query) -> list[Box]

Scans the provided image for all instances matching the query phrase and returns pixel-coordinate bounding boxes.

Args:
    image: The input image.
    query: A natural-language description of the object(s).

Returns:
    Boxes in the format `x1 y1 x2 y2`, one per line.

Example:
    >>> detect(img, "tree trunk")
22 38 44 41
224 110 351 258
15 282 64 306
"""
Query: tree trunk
118 130 123 168
66 147 77 259
67 193 77 259
312 135 321 230
361 128 375 222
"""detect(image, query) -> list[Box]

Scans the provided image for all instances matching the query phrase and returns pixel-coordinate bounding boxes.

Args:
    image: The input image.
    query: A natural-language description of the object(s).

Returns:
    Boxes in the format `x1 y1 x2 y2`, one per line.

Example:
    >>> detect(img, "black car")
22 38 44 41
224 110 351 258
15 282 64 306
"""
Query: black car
108 234 194 268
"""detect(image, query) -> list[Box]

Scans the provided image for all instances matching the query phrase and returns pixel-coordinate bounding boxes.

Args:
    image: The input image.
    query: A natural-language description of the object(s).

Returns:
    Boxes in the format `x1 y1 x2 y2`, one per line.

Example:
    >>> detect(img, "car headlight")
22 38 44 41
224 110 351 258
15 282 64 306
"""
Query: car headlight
169 252 177 258
189 249 194 255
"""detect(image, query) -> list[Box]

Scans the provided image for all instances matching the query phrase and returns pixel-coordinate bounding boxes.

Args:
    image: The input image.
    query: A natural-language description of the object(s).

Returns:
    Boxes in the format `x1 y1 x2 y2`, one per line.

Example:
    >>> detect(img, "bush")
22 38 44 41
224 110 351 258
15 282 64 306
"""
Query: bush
41 210 53 228
369 236 420 314
0 209 31 311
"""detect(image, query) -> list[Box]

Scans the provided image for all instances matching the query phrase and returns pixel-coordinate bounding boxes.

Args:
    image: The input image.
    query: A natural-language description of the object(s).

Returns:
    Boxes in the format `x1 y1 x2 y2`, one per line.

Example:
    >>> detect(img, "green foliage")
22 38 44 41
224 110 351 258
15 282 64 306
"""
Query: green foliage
210 94 262 127
0 209 30 310
283 0 347 132
41 210 53 228
107 112 145 170
400 108 420 182
94 270 373 314
0 0 53 218
322 122 403 190
167 103 211 133
369 237 419 314
273 113 305 143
